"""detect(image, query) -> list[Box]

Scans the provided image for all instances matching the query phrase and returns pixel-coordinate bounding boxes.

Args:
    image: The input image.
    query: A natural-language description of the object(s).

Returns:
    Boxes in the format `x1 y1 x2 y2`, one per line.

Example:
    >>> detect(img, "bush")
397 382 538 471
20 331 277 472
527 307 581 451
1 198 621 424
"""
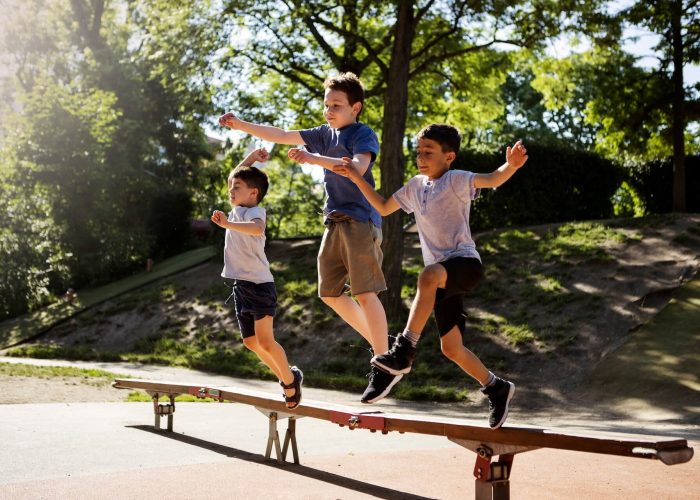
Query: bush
626 155 700 213
455 143 625 231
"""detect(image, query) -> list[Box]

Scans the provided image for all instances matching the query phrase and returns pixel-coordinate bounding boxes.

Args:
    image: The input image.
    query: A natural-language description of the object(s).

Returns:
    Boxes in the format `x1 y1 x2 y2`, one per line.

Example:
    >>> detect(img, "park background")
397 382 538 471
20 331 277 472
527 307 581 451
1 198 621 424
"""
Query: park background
0 0 698 412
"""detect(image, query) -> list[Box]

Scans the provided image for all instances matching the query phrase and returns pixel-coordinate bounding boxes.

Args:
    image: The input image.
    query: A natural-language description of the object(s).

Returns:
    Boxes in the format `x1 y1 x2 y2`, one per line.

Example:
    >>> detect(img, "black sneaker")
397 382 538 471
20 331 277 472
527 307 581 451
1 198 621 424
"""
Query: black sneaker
361 365 403 404
481 377 515 429
371 334 417 375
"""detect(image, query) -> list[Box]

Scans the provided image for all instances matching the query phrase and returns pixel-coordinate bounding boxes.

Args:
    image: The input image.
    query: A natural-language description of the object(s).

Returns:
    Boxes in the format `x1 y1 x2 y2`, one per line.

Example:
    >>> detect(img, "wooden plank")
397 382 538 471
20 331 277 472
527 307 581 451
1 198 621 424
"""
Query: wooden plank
112 378 693 464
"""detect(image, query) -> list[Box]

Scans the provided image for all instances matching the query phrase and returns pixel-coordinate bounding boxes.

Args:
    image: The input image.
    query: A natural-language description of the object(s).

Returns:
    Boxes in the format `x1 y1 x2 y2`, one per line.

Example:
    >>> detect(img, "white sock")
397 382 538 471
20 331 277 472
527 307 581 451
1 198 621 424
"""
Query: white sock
482 371 496 388
401 329 420 347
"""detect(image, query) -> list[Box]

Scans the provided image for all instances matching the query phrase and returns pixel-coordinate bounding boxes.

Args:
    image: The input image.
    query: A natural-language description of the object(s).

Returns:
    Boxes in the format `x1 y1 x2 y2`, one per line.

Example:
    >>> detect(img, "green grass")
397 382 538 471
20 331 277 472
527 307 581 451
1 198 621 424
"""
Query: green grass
0 361 129 386
0 246 216 349
126 392 222 403
588 276 700 413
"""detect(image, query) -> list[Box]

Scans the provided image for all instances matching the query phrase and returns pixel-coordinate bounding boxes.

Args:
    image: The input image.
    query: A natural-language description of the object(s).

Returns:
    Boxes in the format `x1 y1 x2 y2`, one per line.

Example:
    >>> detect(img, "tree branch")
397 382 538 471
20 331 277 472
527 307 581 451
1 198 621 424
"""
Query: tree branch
410 39 502 78
240 52 320 96
308 14 390 75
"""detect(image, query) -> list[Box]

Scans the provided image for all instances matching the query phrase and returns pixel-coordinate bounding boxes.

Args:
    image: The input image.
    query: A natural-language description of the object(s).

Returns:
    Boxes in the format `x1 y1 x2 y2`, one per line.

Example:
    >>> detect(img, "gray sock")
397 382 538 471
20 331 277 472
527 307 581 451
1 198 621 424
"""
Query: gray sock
401 329 420 347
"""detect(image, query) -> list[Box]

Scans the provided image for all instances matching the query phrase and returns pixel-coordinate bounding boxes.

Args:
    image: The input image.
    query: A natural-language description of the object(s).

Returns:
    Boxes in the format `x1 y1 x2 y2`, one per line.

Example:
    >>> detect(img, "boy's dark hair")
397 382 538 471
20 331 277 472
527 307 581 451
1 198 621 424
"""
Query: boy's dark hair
416 124 461 154
232 165 269 203
324 72 365 117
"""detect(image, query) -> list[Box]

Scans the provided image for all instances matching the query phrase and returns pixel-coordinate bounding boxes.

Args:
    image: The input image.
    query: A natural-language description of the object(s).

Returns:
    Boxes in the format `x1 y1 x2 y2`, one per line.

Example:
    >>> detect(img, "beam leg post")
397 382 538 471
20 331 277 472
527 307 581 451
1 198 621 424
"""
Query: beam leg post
473 446 514 500
167 394 175 432
281 417 299 464
265 412 284 464
149 392 176 432
152 393 161 431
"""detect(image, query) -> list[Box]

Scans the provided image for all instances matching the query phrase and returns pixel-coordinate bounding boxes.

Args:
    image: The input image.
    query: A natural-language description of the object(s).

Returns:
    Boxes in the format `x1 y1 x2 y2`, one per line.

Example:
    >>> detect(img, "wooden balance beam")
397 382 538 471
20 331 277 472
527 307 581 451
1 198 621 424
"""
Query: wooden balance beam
113 378 694 500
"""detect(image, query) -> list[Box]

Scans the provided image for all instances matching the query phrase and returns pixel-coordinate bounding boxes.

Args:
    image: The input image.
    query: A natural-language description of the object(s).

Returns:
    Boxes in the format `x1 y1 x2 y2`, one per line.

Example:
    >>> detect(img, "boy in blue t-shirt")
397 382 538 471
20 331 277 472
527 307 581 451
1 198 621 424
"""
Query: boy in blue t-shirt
219 73 399 403
332 124 528 429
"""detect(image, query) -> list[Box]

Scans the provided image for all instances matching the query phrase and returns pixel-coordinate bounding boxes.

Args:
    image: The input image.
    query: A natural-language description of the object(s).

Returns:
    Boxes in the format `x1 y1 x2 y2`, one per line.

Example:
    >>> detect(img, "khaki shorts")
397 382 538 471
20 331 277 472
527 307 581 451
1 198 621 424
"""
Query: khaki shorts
318 220 386 297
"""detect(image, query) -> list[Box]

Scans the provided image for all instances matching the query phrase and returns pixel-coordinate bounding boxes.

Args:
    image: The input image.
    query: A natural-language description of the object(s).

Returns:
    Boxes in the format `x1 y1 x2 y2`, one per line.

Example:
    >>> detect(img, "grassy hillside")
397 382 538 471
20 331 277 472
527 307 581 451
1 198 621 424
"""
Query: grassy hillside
4 214 700 407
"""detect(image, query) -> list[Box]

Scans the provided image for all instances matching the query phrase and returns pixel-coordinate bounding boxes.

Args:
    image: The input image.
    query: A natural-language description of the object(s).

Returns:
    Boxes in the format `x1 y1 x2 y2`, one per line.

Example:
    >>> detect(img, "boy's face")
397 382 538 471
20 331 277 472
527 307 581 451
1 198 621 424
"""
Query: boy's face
228 177 258 208
416 138 456 179
323 88 361 129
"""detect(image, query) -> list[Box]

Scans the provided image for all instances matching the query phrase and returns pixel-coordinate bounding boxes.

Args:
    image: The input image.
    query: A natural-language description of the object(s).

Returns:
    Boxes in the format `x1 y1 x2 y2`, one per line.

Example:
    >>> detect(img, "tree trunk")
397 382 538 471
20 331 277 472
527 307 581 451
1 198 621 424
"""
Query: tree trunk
671 0 686 212
379 1 415 323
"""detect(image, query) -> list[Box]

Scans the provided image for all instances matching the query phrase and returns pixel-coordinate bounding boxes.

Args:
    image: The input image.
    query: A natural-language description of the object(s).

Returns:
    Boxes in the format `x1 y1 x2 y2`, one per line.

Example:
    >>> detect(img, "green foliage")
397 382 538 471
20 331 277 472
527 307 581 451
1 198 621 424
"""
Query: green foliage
0 0 220 318
458 143 625 231
612 181 647 218
263 160 325 238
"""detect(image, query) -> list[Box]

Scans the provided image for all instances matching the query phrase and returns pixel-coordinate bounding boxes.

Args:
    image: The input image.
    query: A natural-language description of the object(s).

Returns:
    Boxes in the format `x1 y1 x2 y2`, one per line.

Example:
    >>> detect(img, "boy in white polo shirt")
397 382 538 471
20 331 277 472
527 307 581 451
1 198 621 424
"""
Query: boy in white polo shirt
332 124 528 428
211 148 302 410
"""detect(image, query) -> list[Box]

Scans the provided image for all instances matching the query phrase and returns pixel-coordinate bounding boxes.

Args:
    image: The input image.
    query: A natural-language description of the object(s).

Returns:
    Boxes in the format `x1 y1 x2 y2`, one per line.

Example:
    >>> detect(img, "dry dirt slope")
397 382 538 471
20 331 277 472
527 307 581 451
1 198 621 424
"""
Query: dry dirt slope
5 215 700 418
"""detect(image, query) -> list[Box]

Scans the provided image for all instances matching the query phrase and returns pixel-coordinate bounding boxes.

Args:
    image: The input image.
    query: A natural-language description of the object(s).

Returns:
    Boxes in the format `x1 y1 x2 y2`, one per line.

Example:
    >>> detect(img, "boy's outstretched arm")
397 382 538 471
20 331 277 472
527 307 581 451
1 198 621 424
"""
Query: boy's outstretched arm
219 112 303 145
474 140 528 189
288 148 372 174
237 147 269 168
210 210 265 236
332 157 400 216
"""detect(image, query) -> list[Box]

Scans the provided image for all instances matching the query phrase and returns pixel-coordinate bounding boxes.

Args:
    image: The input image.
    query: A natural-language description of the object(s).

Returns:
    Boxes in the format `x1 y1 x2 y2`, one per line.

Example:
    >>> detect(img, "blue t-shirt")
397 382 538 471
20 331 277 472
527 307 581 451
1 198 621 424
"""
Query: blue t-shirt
300 123 381 227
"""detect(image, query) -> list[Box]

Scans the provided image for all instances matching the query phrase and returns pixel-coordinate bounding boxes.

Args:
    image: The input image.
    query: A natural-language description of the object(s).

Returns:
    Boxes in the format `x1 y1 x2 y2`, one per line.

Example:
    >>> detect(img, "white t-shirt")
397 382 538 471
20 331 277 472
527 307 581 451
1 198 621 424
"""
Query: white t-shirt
392 169 481 266
221 205 274 283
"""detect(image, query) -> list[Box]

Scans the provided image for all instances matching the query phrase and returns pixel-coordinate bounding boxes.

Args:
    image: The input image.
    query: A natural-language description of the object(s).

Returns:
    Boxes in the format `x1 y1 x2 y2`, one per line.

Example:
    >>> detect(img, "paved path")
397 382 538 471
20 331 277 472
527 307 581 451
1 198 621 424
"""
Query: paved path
0 357 697 499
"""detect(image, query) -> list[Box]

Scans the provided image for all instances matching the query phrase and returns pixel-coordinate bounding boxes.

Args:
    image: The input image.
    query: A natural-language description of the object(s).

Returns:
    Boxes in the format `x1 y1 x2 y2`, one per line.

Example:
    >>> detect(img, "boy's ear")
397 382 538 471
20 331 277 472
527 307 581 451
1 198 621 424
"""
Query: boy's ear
352 101 362 117
445 151 457 165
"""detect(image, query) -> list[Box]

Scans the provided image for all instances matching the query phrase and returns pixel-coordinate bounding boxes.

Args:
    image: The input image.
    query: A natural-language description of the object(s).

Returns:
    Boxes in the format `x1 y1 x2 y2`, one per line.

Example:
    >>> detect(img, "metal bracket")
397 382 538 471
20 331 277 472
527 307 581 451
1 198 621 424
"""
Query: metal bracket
147 392 176 432
449 438 538 500
329 410 387 433
255 407 301 464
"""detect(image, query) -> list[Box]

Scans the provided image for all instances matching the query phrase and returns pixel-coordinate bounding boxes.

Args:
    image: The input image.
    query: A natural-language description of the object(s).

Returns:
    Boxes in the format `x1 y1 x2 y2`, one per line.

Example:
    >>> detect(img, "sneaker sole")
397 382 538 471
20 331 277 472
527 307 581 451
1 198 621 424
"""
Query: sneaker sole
490 382 515 429
370 357 412 376
361 373 403 404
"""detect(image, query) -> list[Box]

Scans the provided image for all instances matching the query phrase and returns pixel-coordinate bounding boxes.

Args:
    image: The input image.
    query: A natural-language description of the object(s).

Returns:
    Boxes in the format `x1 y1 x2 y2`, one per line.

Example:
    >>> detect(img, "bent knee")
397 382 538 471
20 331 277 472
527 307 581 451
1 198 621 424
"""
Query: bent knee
242 337 259 351
440 341 461 360
418 264 446 288
256 336 275 351
320 295 340 307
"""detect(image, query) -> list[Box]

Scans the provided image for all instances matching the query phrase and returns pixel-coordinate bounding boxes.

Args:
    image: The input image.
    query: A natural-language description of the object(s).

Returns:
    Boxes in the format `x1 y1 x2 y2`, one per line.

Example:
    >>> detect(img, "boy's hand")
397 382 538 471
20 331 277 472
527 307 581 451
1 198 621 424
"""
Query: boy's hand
218 112 240 129
331 157 361 183
287 147 311 164
506 140 528 169
210 210 228 228
241 147 269 166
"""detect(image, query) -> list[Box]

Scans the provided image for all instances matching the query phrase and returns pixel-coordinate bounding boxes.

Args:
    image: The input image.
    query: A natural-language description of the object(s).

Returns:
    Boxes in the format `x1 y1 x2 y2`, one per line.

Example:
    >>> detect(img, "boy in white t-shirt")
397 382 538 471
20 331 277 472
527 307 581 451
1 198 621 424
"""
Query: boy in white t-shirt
332 124 528 428
211 148 302 409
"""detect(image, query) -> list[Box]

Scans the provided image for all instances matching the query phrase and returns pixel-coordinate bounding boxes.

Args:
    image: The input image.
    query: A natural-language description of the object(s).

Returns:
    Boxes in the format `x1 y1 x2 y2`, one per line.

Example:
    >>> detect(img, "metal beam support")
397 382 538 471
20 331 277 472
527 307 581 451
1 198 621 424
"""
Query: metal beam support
258 407 300 464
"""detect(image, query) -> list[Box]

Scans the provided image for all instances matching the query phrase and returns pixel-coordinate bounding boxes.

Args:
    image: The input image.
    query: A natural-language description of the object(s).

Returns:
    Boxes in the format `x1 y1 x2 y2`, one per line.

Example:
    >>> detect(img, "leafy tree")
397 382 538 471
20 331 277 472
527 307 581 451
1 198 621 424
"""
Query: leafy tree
0 0 222 316
620 0 700 211
214 0 599 317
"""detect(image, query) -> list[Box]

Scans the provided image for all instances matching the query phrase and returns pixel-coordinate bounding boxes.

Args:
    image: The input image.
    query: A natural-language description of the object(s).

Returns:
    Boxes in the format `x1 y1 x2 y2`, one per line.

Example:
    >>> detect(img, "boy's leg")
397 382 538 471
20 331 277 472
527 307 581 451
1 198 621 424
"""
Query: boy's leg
405 264 448 335
355 292 388 354
319 221 389 353
438 308 514 429
370 264 446 375
253 315 294 387
320 294 374 345
439 327 490 384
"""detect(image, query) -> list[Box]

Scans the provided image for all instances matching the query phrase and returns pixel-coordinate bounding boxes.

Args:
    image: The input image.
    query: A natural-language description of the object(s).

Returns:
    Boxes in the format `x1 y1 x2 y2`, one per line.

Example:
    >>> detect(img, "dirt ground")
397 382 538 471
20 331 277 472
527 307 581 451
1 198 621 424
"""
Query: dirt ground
0 375 127 404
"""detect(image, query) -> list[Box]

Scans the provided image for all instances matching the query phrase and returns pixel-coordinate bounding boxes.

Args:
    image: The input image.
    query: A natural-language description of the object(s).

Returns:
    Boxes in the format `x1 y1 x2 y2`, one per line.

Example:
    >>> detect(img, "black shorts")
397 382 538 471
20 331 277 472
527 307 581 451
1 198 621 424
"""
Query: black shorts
433 257 483 336
224 279 277 339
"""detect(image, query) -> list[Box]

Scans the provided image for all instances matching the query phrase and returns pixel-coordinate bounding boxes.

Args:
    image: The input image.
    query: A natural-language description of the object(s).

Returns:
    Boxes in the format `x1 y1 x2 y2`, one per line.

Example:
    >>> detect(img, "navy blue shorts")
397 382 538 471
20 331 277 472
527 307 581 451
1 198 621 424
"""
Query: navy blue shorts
224 279 277 339
434 257 483 336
